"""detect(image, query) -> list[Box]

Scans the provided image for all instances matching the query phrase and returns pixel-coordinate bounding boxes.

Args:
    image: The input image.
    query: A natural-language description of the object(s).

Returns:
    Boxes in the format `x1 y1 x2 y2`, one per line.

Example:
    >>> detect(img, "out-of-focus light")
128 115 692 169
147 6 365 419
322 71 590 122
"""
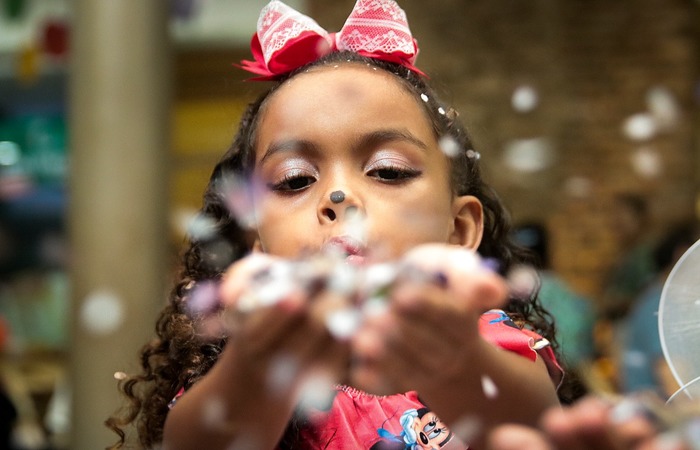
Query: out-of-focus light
511 85 539 113
80 289 124 335
622 113 657 142
503 137 554 173
564 176 593 198
630 146 663 179
0 141 21 166
646 85 680 131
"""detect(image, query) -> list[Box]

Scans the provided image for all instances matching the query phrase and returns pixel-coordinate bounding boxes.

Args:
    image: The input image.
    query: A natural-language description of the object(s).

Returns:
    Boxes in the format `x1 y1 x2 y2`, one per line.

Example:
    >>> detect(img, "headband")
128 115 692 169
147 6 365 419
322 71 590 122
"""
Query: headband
238 0 424 81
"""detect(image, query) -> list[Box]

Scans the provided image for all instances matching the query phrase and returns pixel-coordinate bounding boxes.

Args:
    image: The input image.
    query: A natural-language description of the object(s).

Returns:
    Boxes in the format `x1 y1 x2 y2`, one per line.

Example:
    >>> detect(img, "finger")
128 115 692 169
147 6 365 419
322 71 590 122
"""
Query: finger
542 398 625 450
606 399 666 448
349 325 396 395
309 288 361 342
264 324 344 397
390 282 478 343
401 243 509 312
386 283 483 379
639 432 692 450
486 424 554 450
235 290 307 358
219 253 280 307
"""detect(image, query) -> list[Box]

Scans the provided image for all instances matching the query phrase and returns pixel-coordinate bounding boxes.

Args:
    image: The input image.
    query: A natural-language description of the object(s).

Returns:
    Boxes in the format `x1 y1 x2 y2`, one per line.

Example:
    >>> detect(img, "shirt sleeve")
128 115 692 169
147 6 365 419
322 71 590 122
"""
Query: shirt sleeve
478 309 564 388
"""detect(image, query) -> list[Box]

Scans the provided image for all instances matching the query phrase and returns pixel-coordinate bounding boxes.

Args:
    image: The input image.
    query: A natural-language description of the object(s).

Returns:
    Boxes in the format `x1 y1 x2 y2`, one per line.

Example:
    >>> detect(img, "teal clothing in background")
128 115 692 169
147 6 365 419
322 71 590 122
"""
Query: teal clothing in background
619 281 664 395
602 243 656 319
538 271 596 368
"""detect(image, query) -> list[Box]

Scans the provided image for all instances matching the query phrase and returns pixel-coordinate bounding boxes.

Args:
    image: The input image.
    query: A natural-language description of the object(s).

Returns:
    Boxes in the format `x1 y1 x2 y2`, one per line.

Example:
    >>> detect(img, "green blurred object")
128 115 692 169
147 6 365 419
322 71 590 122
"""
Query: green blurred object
3 0 26 20
0 115 67 186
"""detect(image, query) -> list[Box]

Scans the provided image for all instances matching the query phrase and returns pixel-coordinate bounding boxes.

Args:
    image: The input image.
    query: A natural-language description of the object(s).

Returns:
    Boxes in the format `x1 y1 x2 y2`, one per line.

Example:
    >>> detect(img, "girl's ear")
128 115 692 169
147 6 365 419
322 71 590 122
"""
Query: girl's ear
449 195 483 250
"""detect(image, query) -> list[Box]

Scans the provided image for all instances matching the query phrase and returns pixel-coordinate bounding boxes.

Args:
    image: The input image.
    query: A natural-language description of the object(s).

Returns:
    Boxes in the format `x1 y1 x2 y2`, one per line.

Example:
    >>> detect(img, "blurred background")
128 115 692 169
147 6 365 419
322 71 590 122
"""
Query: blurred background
0 0 698 448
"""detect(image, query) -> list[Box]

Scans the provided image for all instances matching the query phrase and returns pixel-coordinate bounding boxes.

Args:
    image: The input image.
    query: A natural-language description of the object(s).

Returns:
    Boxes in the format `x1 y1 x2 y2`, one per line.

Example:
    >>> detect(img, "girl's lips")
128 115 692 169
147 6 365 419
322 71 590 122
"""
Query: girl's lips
345 254 367 266
323 236 367 259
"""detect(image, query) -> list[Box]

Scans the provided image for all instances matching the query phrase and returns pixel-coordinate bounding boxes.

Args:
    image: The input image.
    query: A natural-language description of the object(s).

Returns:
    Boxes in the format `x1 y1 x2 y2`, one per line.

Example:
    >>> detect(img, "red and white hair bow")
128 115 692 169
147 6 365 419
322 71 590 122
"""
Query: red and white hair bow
239 0 424 80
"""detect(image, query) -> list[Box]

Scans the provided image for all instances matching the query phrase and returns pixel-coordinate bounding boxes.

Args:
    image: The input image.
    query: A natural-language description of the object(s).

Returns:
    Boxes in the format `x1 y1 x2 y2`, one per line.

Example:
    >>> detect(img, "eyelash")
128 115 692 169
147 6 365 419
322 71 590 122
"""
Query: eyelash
267 162 420 193
268 171 316 192
367 162 421 183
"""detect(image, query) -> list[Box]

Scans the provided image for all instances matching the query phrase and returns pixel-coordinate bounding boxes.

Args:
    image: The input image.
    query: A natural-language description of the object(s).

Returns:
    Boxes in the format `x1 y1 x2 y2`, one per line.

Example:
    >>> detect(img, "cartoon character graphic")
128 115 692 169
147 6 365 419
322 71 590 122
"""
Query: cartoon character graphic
375 407 454 450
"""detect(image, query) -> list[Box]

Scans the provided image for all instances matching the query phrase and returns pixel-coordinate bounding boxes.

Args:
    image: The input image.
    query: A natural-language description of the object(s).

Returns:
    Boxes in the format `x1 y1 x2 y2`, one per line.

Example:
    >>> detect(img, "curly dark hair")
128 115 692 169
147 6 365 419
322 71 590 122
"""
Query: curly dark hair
106 51 572 449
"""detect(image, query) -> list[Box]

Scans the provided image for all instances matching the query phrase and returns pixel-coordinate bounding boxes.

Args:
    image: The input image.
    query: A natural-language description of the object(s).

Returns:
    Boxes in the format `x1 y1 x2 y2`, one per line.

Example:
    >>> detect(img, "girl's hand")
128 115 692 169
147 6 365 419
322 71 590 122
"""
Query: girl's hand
164 253 350 450
218 253 350 402
350 244 508 396
486 396 694 450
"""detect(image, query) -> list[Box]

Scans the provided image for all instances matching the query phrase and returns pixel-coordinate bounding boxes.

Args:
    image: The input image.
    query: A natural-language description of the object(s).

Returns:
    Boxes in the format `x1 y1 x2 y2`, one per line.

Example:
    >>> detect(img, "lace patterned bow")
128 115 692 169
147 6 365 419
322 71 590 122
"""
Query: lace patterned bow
239 0 424 80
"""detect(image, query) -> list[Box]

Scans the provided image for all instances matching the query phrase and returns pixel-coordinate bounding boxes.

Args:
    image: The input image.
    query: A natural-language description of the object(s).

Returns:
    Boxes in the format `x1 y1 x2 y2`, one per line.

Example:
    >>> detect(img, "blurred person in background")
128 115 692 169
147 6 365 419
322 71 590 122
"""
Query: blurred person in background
600 193 657 322
618 220 699 397
512 222 596 401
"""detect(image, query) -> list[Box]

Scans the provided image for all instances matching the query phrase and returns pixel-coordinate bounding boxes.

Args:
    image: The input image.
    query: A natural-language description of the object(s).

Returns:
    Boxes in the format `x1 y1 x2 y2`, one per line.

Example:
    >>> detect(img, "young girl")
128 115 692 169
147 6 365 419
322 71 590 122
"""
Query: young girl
107 1 567 448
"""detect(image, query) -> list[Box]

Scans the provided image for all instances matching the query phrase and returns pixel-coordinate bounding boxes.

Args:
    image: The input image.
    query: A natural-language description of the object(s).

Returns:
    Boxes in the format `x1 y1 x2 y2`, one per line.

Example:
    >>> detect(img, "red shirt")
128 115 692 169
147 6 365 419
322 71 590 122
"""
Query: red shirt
285 310 562 449
170 310 563 449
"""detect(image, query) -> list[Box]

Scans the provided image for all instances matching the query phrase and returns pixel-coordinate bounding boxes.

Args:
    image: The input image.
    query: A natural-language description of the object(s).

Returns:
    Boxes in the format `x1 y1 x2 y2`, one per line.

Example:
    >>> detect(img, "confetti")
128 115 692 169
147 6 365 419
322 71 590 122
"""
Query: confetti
631 146 663 178
362 296 390 317
267 353 301 397
80 289 124 335
481 374 499 399
238 261 296 312
465 149 480 160
362 263 398 296
218 173 260 229
325 307 363 340
511 85 539 113
503 137 554 173
506 265 539 300
186 280 220 315
646 85 680 131
295 370 336 412
623 112 657 142
438 135 460 158
172 209 218 241
327 262 358 296
342 206 368 243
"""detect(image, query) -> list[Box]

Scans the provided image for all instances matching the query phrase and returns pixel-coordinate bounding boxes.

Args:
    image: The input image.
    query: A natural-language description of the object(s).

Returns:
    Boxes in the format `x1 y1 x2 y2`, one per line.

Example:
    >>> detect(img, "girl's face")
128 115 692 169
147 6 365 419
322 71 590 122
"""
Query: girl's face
252 64 483 262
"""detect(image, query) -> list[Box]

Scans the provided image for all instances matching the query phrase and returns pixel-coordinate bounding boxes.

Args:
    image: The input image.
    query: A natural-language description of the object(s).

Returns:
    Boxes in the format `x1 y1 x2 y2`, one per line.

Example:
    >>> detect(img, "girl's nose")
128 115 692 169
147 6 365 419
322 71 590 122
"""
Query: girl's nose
318 188 361 223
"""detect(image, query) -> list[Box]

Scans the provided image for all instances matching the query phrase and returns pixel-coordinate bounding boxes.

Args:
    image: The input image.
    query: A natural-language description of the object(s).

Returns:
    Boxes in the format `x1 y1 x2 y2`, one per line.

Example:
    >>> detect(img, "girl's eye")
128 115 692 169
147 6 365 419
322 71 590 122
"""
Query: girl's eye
268 173 316 192
367 164 420 183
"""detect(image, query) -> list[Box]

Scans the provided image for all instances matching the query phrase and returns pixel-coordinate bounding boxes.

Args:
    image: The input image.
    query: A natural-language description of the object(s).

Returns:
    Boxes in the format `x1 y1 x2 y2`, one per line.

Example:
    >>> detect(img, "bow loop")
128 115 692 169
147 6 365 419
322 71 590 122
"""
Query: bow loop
336 0 419 68
238 0 424 81
239 0 333 80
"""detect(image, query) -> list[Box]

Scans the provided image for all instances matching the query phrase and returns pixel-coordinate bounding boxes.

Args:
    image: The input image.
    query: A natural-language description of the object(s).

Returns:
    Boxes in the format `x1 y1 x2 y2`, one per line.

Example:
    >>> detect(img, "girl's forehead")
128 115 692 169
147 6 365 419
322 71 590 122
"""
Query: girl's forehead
257 64 430 134
271 63 415 106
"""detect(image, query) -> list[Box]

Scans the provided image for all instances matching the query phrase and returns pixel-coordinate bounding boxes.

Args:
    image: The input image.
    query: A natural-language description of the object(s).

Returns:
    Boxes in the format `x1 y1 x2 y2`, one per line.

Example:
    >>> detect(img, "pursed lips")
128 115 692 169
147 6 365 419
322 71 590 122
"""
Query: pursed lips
323 235 367 263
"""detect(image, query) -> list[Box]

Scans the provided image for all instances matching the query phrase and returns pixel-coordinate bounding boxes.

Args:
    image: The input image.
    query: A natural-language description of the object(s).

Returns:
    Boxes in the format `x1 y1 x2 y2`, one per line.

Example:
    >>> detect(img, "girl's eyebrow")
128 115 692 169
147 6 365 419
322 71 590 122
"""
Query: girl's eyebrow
259 139 320 164
259 128 429 164
354 129 429 153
